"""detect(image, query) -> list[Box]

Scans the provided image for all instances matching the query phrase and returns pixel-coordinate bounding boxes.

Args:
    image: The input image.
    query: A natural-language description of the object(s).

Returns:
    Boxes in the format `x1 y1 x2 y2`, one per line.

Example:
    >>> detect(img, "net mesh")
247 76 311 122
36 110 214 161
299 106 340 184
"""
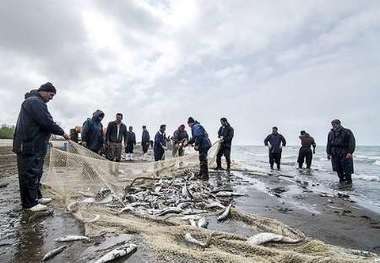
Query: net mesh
43 141 378 263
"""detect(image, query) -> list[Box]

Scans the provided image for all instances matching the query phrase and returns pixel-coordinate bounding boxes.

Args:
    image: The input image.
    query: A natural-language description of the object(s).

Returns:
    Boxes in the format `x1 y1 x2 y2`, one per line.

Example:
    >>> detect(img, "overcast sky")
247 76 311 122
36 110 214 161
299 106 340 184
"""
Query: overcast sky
0 0 379 145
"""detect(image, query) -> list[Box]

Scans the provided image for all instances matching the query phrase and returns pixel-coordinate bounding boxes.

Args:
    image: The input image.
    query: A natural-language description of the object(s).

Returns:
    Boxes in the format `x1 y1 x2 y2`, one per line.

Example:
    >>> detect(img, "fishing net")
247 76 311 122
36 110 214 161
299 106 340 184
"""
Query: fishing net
43 141 378 263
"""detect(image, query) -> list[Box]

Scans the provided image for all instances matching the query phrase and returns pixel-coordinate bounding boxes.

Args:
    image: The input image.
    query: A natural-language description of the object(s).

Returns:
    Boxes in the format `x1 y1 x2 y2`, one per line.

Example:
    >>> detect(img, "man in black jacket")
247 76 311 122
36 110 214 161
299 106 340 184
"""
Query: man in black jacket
141 126 150 159
13 82 69 212
327 119 356 186
126 126 136 160
105 113 127 162
264 127 286 170
216 117 234 172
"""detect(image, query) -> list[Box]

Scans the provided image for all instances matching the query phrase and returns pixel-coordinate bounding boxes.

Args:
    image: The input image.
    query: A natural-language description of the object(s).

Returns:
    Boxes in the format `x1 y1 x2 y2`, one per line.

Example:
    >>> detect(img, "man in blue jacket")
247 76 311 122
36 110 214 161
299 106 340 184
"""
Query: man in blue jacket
81 110 105 154
264 127 286 170
186 117 212 180
13 82 69 212
154 124 167 161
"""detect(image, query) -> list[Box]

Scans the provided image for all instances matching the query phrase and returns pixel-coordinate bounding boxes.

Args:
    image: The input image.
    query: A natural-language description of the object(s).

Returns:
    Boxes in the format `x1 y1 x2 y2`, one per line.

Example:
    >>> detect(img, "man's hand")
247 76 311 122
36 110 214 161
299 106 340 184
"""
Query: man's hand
313 149 316 154
63 133 70 140
162 146 168 151
82 141 87 147
346 153 353 159
327 154 331 160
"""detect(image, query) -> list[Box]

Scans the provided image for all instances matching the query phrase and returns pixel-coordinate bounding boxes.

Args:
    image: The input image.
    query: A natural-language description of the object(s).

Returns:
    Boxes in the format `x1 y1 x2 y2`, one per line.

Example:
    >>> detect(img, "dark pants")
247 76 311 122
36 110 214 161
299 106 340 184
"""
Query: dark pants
106 142 122 162
331 154 354 183
269 152 281 170
142 142 149 154
216 144 231 170
17 154 45 209
154 148 165 161
126 143 134 154
199 150 209 179
298 147 313 168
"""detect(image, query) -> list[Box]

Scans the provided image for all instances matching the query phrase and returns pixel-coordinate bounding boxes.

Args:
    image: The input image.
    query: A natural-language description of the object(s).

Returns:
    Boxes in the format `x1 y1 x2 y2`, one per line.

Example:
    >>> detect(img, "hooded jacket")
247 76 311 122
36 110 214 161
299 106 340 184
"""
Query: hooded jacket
81 110 104 152
188 121 211 152
13 90 64 156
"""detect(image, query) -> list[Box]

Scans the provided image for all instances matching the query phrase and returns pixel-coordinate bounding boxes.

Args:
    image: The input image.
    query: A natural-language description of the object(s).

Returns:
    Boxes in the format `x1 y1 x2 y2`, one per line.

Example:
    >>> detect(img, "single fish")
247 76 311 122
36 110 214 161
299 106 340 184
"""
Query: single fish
66 201 79 213
247 233 300 245
42 245 67 261
95 187 112 201
55 235 90 242
93 243 137 263
177 202 191 210
184 233 207 247
189 218 197 227
157 207 182 216
216 192 246 197
205 201 225 210
181 183 193 199
217 204 232 221
197 217 208 229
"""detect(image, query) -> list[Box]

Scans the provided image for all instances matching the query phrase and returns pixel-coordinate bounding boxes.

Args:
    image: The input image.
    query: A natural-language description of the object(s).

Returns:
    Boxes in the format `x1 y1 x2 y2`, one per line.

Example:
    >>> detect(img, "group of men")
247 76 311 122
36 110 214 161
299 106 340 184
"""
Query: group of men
13 82 355 213
264 121 356 186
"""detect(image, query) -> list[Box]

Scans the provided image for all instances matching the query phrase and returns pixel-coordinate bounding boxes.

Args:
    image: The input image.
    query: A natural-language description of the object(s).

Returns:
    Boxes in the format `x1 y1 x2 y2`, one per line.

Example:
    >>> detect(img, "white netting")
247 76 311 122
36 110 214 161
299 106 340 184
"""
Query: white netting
43 141 378 263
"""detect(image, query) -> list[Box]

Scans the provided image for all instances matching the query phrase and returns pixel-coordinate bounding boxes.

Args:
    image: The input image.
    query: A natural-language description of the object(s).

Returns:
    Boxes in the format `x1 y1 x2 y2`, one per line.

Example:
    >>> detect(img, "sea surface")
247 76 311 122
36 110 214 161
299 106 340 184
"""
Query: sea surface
233 145 380 214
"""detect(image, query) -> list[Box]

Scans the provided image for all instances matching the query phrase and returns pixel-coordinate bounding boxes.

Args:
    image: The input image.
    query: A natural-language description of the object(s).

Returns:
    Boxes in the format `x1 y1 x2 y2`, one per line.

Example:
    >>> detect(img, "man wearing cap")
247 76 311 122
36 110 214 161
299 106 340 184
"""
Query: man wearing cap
264 127 286 170
216 117 234 172
13 82 69 212
297 130 316 169
327 119 356 186
186 117 212 180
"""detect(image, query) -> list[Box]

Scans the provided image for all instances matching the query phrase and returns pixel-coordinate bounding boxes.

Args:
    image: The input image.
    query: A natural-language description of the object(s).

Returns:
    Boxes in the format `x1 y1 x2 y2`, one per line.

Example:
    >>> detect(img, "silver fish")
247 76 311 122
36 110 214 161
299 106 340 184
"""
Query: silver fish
189 218 197 227
217 204 232 221
184 233 207 247
157 207 182 216
181 183 193 199
42 245 67 261
205 201 225 210
247 233 300 245
66 201 79 213
197 217 208 229
93 243 137 263
54 235 90 242
216 191 246 197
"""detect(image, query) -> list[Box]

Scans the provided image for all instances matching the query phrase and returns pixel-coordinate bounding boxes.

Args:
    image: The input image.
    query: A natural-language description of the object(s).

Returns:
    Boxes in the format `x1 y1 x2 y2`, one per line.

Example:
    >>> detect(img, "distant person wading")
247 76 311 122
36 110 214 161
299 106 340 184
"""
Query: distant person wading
216 117 234 172
13 83 69 212
264 127 286 170
297 130 316 169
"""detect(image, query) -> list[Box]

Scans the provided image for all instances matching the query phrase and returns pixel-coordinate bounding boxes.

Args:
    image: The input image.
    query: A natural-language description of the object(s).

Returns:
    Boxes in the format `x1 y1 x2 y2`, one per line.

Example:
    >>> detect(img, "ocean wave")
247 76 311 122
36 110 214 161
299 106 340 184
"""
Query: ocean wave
354 173 380 182
375 160 380 166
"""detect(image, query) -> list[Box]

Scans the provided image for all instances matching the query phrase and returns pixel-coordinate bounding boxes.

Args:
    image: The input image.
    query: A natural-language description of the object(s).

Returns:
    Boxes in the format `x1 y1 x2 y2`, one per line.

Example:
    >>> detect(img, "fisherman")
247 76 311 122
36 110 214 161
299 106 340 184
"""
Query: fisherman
13 82 70 212
105 113 127 162
69 126 81 143
125 126 136 160
264 127 286 170
185 117 212 180
327 119 356 186
172 124 189 157
81 110 105 154
141 125 150 159
297 130 316 169
216 117 234 172
154 125 167 161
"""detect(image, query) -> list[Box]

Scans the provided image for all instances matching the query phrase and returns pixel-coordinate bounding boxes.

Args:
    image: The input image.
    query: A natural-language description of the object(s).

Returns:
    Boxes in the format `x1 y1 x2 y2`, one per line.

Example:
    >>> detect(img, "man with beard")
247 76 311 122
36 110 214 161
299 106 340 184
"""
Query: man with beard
327 119 356 186
105 113 127 162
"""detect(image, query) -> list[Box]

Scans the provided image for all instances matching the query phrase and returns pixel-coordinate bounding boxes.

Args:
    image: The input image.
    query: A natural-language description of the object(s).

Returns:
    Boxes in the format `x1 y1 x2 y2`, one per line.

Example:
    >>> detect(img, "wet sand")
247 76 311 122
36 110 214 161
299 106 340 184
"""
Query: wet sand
1 145 379 262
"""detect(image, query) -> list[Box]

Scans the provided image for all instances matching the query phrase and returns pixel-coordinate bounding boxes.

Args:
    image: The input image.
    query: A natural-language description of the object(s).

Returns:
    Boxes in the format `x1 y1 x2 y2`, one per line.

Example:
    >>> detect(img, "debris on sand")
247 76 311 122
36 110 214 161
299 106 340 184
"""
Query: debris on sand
247 232 301 246
93 243 137 263
42 245 67 261
184 233 208 248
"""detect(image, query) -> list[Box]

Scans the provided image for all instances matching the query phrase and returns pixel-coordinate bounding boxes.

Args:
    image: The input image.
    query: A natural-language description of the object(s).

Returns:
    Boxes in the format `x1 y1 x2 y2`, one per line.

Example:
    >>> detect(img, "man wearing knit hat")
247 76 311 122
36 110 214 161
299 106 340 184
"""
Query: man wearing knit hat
326 119 356 186
13 82 69 212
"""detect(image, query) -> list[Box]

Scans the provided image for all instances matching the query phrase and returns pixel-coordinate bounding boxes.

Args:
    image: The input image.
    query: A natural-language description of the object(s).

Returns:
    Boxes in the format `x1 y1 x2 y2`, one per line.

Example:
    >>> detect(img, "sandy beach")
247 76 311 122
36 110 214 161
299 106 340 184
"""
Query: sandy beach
1 145 379 262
